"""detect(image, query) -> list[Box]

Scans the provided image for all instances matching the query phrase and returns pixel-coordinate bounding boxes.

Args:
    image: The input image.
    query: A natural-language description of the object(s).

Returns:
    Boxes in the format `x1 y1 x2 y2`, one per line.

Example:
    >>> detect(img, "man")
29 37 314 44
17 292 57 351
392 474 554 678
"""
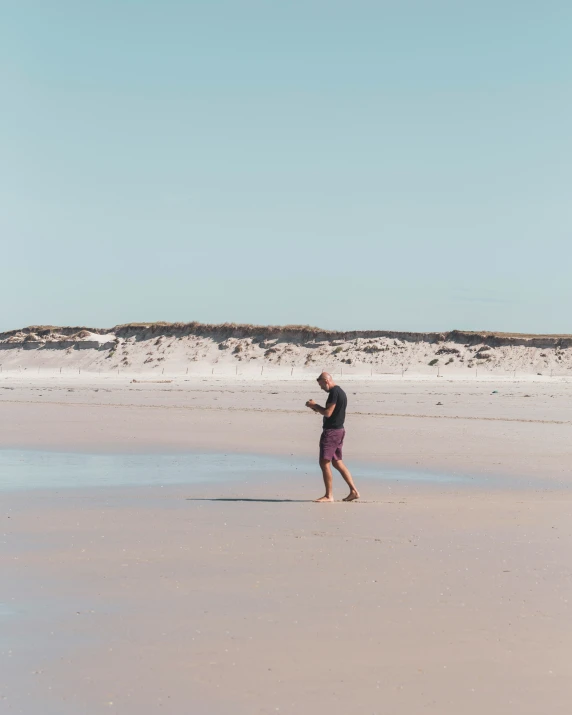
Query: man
305 372 360 502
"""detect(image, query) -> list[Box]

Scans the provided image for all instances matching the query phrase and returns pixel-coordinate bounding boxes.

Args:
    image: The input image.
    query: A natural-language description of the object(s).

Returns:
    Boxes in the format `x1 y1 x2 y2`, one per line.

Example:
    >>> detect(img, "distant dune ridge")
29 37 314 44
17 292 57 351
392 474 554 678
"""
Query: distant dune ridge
1 322 572 376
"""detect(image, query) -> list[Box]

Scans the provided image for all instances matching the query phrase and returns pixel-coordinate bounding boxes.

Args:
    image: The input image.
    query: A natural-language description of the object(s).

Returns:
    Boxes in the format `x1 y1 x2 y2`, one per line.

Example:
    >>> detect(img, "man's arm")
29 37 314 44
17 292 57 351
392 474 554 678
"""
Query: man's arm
305 399 336 417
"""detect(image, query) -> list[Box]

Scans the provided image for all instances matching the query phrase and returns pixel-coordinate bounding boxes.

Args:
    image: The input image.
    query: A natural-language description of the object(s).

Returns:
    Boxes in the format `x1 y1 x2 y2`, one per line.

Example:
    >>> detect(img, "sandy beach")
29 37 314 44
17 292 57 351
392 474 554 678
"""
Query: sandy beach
2 374 572 713
5 0 572 707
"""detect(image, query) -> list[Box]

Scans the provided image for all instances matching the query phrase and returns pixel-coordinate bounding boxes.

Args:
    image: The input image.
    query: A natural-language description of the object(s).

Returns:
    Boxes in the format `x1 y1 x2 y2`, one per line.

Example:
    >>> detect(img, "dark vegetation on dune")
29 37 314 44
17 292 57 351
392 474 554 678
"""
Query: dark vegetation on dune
2 322 572 348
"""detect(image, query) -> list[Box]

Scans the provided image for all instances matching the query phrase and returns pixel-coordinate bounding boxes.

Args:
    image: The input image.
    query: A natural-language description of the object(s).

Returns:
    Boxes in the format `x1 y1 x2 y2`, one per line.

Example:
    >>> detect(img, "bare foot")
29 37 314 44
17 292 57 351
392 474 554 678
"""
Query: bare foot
314 495 334 502
343 491 360 502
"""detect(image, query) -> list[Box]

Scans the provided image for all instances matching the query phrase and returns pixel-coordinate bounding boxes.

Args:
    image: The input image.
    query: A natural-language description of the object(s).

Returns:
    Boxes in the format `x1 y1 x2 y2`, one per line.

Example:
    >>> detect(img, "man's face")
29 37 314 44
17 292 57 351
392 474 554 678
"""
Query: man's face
317 377 329 392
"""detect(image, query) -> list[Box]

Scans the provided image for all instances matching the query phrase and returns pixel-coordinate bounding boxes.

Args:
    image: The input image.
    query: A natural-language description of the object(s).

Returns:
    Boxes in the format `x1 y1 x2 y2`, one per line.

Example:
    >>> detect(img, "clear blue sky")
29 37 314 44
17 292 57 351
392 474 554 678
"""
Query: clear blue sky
2 1 571 333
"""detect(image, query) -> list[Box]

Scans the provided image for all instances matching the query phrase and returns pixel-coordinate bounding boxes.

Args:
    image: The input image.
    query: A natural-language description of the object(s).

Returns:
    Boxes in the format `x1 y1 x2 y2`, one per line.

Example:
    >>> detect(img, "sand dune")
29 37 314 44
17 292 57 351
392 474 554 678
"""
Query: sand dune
2 322 572 377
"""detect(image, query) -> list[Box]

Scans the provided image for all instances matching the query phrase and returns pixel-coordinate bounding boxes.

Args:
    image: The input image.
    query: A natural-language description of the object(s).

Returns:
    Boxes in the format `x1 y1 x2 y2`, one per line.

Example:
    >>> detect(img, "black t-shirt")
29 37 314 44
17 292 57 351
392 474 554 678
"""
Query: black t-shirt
323 385 347 430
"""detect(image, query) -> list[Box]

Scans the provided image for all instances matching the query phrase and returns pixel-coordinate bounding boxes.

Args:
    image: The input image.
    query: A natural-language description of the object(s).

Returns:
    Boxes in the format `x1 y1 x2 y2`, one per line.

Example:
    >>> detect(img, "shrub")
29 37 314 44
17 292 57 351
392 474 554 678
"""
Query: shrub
436 347 460 355
428 359 438 366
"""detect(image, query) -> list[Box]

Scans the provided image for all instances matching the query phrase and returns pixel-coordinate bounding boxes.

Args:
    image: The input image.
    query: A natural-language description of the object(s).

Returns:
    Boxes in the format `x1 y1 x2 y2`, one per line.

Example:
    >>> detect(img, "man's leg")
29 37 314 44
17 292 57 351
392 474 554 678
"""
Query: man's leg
315 458 334 502
332 459 360 501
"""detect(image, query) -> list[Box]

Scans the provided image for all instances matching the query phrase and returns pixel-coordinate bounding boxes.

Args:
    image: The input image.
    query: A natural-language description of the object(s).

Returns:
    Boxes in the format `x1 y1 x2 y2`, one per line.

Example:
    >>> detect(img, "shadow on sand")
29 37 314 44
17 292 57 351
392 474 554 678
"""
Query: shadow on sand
186 498 313 503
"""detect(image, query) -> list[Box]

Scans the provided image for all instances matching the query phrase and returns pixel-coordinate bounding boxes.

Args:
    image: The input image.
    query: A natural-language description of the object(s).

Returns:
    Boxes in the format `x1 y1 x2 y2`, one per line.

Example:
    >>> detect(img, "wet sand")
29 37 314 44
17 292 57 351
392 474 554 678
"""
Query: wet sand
1 376 572 713
2 374 572 479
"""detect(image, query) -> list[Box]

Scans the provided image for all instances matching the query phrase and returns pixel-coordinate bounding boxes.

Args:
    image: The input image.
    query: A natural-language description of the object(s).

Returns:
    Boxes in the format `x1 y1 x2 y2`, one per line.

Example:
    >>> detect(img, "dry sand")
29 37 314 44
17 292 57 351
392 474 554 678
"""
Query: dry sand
2 375 572 714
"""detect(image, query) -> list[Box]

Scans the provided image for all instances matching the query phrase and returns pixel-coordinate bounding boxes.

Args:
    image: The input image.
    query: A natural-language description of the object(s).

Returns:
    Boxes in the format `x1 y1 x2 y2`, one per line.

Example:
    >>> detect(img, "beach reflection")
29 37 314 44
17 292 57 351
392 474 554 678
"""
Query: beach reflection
0 449 467 491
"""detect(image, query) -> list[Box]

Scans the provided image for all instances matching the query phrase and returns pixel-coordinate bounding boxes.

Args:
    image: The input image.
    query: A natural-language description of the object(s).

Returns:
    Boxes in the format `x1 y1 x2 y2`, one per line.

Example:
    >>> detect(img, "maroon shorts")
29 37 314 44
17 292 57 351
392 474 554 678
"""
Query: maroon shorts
319 428 346 461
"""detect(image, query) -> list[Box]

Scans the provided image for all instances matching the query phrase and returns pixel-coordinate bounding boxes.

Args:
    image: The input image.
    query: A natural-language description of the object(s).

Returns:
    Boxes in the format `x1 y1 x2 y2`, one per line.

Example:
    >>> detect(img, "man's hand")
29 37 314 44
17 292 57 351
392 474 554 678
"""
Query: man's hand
306 399 335 418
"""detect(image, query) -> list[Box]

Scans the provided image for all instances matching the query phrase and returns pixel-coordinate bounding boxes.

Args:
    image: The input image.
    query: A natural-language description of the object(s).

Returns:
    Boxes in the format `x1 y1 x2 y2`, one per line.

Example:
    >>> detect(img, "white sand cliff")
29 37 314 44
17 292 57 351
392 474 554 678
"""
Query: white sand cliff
1 322 572 377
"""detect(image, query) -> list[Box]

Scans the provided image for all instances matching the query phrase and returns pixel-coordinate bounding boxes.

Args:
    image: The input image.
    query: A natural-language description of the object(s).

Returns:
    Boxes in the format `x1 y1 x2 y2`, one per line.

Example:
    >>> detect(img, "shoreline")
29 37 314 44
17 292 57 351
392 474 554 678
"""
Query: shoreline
2 375 571 481
1 446 569 497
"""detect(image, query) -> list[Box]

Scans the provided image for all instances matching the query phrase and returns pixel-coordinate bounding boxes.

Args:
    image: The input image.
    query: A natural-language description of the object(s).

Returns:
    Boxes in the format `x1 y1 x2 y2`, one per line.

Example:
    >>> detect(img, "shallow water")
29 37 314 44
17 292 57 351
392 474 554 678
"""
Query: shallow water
0 603 17 617
0 449 468 491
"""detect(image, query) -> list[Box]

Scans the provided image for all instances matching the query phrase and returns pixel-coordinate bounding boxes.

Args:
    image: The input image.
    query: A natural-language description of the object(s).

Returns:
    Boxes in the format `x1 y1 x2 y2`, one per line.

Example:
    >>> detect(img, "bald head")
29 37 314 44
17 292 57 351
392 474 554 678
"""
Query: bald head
317 372 336 391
